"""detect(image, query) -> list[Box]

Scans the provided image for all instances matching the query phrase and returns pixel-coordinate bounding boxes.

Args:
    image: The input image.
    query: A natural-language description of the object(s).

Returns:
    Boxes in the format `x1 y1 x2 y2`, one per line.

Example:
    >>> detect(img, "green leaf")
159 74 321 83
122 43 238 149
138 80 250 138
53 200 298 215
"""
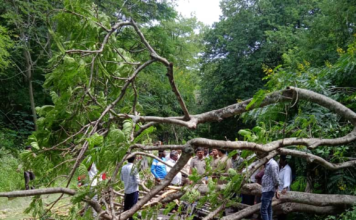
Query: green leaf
246 89 267 110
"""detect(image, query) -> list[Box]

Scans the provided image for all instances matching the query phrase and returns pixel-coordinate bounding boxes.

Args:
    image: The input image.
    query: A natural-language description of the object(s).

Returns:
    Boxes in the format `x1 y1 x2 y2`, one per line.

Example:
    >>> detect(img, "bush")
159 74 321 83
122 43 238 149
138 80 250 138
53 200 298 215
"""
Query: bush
0 148 23 191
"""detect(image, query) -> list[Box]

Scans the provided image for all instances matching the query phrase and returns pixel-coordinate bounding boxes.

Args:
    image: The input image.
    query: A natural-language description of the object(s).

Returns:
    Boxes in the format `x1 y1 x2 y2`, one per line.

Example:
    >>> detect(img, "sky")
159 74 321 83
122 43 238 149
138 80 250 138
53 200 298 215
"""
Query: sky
175 0 222 26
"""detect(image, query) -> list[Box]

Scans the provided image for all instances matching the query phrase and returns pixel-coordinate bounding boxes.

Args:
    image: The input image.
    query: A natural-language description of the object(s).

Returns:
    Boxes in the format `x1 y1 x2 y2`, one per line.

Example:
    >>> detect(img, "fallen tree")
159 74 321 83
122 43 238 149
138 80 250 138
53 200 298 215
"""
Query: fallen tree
2 2 356 220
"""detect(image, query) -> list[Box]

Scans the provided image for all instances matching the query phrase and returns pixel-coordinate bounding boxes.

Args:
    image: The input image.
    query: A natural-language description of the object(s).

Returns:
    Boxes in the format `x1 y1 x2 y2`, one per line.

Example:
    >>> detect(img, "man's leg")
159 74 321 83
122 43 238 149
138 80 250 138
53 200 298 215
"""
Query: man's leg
124 192 137 220
132 191 139 206
24 171 30 190
260 192 273 220
124 193 131 211
267 191 274 220
29 171 35 189
267 194 272 220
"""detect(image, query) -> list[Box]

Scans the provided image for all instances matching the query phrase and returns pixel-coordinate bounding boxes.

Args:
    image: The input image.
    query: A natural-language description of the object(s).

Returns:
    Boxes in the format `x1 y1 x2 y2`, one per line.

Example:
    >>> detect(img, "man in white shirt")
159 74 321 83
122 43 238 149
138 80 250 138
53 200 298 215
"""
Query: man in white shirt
278 155 292 220
166 150 182 186
120 156 140 220
278 155 292 193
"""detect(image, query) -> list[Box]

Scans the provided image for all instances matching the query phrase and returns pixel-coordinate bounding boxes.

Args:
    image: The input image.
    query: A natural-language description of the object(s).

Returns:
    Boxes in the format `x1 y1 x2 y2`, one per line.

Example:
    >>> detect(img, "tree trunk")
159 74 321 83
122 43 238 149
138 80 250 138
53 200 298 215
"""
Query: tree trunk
23 48 37 130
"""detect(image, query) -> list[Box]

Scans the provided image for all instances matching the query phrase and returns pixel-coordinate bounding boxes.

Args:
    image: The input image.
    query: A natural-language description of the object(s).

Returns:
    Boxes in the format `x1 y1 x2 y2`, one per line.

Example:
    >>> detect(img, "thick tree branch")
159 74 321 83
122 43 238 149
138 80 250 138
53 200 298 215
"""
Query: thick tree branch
221 201 283 220
0 188 75 197
278 148 356 170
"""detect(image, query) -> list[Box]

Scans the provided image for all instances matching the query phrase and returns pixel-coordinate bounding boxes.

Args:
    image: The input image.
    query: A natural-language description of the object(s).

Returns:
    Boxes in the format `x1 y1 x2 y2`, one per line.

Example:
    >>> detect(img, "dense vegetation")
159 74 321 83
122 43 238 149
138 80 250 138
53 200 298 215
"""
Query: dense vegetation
1 0 356 219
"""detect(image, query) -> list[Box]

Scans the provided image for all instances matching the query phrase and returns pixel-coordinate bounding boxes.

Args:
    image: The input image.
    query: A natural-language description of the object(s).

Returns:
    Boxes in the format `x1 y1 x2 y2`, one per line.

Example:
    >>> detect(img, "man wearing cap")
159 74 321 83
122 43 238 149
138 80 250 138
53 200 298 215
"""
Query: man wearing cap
151 150 167 184
166 150 182 186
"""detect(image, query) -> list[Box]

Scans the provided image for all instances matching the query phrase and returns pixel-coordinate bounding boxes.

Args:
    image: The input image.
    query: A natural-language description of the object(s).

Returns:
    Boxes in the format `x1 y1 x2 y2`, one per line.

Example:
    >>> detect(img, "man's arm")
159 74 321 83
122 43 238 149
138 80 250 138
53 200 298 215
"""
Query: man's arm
272 163 280 188
151 160 159 179
120 167 124 181
272 163 281 198
189 159 195 175
226 158 232 171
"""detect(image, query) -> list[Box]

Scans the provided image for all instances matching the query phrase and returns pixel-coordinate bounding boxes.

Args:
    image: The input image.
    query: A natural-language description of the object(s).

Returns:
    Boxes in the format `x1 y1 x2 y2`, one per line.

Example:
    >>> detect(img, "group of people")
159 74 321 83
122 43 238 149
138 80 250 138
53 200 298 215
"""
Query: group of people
150 147 246 185
119 146 292 220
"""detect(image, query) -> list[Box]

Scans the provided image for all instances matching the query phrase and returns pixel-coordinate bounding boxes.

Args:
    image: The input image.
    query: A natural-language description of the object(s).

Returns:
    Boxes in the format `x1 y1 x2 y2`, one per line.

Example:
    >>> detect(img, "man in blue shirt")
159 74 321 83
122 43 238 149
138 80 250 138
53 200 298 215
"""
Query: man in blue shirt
151 150 167 184
120 155 140 220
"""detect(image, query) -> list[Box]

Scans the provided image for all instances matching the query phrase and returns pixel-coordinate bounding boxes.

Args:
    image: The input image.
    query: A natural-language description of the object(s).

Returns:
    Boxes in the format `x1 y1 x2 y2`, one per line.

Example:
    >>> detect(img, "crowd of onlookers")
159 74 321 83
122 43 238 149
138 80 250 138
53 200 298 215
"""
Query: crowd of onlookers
20 143 292 220
120 145 292 220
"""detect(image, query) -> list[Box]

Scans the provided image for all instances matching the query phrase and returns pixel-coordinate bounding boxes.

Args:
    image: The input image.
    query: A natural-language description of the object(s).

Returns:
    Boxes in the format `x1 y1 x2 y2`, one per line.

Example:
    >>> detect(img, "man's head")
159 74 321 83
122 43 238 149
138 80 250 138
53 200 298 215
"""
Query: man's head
279 155 288 167
170 150 179 161
158 150 165 158
196 147 204 159
25 145 32 151
177 149 182 155
204 148 209 157
217 149 226 157
127 155 136 163
211 149 218 158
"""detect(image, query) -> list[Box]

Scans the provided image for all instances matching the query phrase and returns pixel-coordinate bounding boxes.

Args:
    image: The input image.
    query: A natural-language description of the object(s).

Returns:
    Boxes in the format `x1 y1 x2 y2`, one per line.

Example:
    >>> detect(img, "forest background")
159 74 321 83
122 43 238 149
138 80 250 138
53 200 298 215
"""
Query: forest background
0 0 356 219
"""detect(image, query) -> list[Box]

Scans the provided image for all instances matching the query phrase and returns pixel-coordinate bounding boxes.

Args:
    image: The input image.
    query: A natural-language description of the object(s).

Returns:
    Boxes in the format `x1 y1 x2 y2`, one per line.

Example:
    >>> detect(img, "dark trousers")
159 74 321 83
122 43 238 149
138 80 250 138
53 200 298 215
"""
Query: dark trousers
261 191 274 220
24 171 35 190
124 191 139 220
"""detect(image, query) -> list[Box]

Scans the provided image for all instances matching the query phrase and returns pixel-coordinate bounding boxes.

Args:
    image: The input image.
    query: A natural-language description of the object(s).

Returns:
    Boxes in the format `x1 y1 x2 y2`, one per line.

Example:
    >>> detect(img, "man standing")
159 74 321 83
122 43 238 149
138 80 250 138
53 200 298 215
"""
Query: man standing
231 150 244 170
151 150 167 184
278 155 292 193
24 146 35 190
166 151 182 186
215 149 232 172
190 147 206 175
120 156 140 220
278 155 292 220
210 149 219 169
260 156 280 220
18 146 35 190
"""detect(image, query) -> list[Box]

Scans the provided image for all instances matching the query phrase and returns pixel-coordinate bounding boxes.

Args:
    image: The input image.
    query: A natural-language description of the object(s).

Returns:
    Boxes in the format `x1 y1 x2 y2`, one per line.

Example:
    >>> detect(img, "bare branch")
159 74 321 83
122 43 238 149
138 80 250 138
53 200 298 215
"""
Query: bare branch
130 19 190 119
0 188 75 198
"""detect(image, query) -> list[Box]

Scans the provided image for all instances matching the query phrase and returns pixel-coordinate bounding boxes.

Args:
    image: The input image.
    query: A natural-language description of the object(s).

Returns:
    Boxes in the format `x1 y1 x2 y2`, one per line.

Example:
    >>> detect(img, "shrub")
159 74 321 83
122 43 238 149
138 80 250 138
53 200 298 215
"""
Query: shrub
0 148 23 191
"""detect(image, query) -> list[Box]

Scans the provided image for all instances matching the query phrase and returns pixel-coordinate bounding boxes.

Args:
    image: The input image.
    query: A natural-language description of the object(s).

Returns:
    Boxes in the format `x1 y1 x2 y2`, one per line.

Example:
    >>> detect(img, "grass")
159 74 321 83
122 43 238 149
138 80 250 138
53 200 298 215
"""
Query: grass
0 194 73 220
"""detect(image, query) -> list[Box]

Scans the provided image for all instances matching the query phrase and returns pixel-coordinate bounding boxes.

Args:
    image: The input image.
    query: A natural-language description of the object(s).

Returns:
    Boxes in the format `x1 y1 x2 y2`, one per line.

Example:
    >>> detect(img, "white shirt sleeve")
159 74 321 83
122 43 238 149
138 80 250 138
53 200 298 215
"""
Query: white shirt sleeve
283 166 292 189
